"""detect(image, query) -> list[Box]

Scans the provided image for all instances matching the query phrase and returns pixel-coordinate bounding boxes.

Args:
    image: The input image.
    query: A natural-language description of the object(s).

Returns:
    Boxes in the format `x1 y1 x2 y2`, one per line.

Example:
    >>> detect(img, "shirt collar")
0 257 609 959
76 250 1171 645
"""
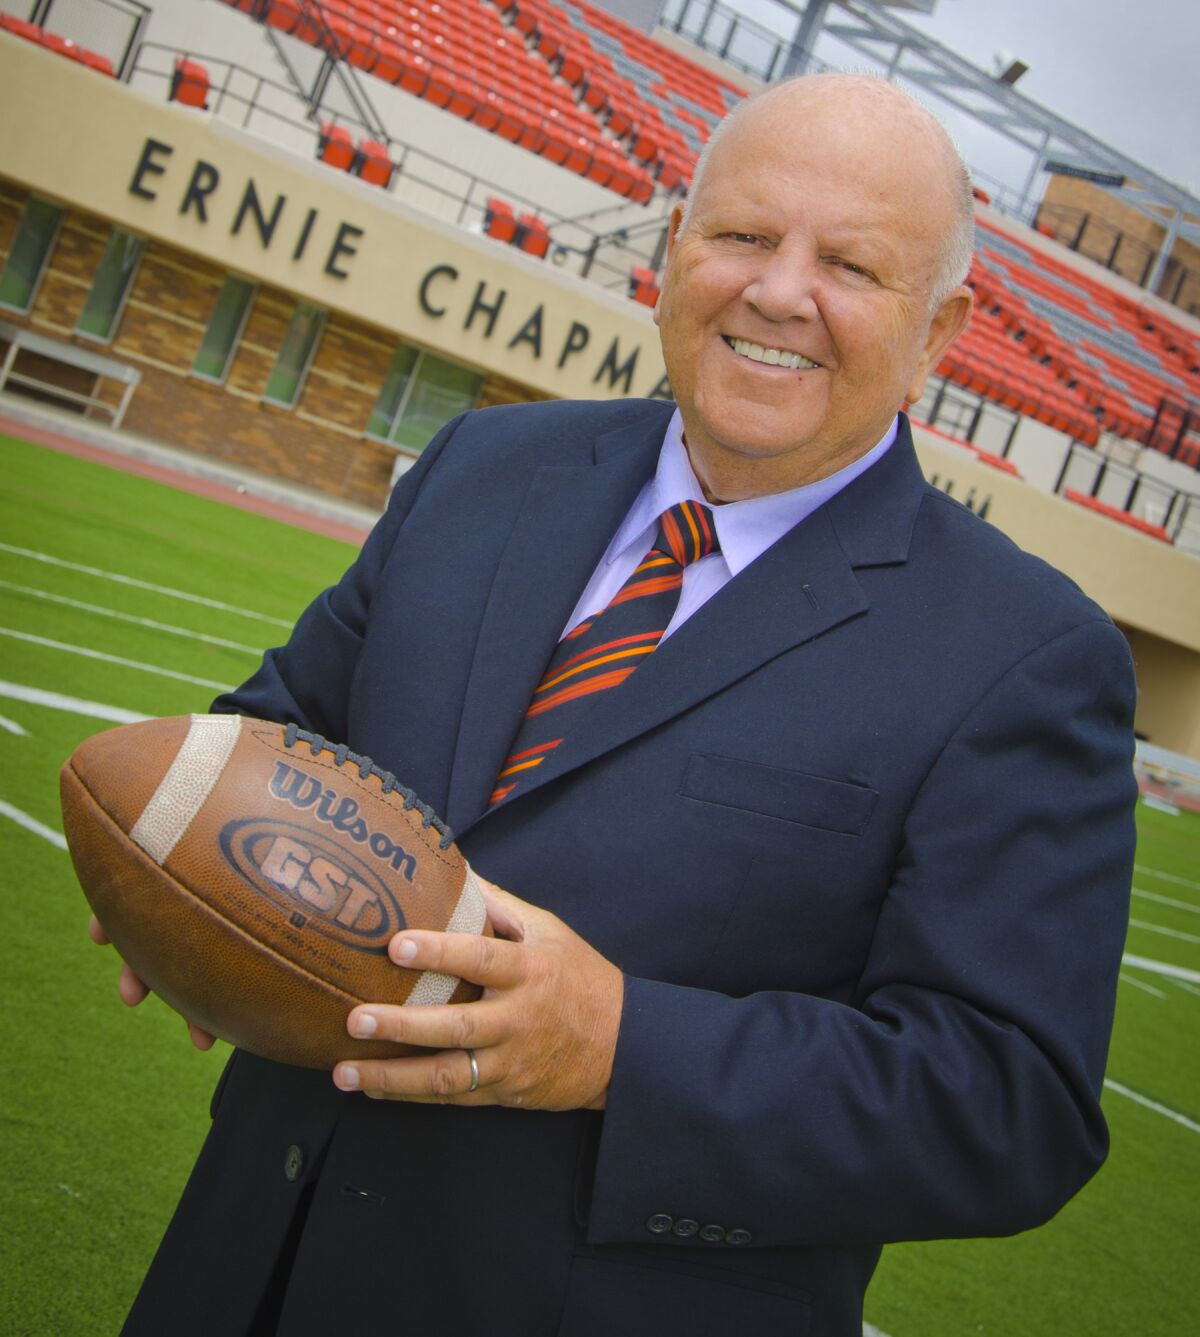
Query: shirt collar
606 410 899 575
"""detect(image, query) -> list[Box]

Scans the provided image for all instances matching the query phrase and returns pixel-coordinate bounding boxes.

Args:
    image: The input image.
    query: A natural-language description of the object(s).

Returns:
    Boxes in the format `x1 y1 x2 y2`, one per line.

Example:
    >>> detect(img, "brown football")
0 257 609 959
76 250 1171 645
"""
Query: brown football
60 714 488 1068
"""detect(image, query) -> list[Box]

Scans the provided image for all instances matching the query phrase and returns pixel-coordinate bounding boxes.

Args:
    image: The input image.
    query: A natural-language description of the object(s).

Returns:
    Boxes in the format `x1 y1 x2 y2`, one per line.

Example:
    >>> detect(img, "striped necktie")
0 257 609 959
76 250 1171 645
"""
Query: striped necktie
490 499 719 807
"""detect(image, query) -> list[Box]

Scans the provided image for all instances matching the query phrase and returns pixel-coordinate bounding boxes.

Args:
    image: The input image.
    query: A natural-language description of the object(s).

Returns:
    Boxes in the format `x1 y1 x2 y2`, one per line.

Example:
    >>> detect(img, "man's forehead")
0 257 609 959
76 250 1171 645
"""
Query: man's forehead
694 84 955 233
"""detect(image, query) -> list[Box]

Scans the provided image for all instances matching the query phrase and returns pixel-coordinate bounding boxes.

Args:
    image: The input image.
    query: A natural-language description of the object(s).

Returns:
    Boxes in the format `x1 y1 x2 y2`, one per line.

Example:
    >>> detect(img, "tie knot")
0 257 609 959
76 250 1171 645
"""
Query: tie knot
656 500 719 568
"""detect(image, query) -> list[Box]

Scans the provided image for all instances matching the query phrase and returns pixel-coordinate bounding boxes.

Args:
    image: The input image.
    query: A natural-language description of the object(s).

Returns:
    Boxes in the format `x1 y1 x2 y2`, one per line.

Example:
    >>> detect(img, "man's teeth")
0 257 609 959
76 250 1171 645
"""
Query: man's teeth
728 337 820 370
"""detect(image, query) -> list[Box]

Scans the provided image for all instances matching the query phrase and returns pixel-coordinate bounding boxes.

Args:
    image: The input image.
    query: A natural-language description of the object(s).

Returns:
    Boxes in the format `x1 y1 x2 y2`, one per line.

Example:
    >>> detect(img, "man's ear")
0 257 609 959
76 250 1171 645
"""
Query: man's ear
908 285 973 403
653 204 686 328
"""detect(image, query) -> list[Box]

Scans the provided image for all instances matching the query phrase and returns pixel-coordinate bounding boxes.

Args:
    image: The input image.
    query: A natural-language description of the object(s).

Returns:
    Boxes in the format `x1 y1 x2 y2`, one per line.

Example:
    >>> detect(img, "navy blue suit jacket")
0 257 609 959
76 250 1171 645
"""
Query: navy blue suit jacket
125 399 1137 1337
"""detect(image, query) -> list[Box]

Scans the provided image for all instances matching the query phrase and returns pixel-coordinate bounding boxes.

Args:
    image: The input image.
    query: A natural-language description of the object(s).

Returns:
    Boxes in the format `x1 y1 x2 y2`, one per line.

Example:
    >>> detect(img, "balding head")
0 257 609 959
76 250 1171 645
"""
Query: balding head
653 71 975 499
683 75 975 308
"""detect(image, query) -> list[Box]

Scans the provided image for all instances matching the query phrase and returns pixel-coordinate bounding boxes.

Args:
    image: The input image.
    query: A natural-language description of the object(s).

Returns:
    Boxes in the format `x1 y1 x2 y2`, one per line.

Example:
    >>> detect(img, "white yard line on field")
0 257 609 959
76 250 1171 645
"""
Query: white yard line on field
1122 953 1200 985
0 712 28 735
1127 917 1200 946
1168 977 1200 998
0 680 150 725
0 579 262 655
1103 1079 1200 1135
0 627 235 691
1132 887 1200 915
0 798 66 850
1135 864 1200 893
863 1325 894 1337
0 542 293 627
1118 972 1167 999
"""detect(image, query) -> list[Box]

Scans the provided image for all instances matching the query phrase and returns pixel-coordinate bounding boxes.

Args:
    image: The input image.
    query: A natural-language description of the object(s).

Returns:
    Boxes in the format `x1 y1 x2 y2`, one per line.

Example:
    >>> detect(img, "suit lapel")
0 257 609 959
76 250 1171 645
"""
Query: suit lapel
445 412 665 831
510 501 869 803
454 416 929 831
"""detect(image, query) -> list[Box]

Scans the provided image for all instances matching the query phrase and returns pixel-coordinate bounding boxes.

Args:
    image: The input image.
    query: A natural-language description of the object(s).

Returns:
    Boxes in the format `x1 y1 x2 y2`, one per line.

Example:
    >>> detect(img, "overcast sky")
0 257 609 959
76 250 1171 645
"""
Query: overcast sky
717 0 1200 206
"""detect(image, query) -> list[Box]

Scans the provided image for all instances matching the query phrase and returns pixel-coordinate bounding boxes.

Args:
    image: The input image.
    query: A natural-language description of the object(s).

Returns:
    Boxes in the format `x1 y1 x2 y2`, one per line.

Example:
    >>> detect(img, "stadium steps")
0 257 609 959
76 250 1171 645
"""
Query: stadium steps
223 0 657 201
500 0 745 190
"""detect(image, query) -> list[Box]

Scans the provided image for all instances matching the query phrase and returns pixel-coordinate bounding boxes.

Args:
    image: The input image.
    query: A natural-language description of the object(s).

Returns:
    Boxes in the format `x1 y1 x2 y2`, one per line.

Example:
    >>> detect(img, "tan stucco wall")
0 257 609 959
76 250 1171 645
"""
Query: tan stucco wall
0 35 667 402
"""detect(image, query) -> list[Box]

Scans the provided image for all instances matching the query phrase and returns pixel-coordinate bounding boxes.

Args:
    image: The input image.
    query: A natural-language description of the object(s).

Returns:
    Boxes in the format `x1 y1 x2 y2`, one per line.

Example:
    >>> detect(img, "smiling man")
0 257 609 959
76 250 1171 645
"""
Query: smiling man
108 75 1137 1337
657 76 972 499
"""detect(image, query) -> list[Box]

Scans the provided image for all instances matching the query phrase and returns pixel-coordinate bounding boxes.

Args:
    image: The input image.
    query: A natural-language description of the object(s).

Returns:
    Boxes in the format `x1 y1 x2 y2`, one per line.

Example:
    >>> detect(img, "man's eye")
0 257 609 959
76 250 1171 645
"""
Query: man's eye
724 232 759 245
830 257 872 278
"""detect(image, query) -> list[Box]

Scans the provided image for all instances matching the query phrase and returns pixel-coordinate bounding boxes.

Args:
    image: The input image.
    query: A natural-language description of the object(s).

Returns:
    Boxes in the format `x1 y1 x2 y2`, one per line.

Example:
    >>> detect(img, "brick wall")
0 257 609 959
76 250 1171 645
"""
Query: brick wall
0 182 542 509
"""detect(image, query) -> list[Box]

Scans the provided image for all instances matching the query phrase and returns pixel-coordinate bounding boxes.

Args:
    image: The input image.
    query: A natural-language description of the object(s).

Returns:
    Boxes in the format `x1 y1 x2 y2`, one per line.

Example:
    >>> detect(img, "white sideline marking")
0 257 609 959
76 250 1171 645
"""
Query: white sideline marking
0 627 235 691
863 1324 893 1337
1104 1079 1200 1135
0 680 149 725
0 542 293 627
1127 917 1200 946
1133 887 1200 915
1135 864 1200 893
1119 972 1166 999
0 712 28 736
0 578 261 655
1122 953 1200 985
0 798 67 850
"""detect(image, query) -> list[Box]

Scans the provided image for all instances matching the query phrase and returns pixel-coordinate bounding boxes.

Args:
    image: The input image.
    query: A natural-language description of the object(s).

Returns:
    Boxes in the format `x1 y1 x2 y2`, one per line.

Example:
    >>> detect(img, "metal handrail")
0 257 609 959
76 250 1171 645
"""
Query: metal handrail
130 41 668 293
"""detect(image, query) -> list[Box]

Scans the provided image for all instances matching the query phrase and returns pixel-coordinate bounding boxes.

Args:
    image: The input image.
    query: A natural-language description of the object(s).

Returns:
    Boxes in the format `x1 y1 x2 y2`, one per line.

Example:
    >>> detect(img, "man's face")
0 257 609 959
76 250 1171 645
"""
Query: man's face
654 84 971 500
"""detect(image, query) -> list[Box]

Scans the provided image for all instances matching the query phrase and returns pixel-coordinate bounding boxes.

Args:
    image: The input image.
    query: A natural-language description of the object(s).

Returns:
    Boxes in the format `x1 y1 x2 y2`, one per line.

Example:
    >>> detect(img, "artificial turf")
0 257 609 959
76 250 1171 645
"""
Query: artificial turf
0 432 1195 1334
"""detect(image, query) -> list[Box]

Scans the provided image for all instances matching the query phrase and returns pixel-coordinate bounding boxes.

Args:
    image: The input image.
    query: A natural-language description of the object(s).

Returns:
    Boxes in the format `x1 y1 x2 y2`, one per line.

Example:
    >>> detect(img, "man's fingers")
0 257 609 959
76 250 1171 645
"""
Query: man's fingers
334 1046 489 1103
88 914 110 946
389 928 526 989
346 998 507 1051
117 962 149 1007
188 1023 217 1051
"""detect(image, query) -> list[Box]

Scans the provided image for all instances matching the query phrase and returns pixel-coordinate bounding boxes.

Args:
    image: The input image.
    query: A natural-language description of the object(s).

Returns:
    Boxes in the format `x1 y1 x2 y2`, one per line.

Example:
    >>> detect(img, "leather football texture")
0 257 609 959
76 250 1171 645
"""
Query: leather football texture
61 714 488 1068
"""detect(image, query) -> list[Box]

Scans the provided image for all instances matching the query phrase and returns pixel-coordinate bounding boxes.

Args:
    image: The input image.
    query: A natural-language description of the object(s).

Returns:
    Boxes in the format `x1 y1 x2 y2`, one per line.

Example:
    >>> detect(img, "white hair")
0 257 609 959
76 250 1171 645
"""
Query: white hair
680 74 975 310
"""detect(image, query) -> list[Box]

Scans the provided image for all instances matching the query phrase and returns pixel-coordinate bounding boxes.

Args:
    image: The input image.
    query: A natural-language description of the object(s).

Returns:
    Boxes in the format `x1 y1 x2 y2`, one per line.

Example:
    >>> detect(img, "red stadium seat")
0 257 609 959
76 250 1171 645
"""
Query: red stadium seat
1063 491 1172 543
318 123 356 171
515 212 550 259
170 57 211 109
356 138 395 188
0 14 42 43
629 267 659 307
39 30 81 60
77 48 115 77
484 197 518 245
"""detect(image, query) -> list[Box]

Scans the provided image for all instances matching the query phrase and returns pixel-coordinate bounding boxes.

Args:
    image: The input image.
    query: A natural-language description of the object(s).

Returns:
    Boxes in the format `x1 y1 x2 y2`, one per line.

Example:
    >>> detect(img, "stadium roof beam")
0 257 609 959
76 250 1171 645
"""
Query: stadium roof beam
757 1 1200 221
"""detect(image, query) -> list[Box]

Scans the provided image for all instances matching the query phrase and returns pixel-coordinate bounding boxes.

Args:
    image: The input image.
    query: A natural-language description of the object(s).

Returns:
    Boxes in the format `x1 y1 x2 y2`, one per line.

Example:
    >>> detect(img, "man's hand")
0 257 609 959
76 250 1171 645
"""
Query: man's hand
88 915 217 1051
333 881 623 1111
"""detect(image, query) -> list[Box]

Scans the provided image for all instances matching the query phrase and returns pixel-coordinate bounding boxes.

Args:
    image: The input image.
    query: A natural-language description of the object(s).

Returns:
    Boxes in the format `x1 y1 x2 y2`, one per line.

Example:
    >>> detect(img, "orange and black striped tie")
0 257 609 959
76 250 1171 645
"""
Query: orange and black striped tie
490 500 719 807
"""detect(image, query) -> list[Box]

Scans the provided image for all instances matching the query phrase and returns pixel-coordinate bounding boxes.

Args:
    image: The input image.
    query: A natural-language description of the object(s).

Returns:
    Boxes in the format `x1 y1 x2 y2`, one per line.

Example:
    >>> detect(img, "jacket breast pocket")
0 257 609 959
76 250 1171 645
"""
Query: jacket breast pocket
680 753 878 836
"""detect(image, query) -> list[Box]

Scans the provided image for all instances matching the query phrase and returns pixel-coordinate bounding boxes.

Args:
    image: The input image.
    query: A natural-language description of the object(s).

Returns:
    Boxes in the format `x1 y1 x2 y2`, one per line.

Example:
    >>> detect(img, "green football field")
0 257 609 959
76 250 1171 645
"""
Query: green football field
0 431 1196 1335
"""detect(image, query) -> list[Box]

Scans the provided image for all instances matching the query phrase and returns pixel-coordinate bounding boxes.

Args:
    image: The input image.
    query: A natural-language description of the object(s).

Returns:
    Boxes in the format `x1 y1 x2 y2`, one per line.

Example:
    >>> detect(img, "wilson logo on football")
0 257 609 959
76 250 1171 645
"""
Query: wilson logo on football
220 818 407 949
267 761 419 880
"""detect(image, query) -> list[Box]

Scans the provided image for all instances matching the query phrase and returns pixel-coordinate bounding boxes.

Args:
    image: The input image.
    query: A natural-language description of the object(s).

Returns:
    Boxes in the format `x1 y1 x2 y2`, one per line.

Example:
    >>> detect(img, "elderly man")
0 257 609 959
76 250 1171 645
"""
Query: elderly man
107 74 1136 1336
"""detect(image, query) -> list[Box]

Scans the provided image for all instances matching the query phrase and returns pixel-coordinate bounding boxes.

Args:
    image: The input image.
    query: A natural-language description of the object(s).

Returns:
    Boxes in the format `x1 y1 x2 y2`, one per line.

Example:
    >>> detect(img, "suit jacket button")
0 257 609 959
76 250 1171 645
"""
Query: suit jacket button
672 1218 699 1237
645 1213 674 1234
699 1223 725 1242
284 1144 304 1182
725 1227 753 1245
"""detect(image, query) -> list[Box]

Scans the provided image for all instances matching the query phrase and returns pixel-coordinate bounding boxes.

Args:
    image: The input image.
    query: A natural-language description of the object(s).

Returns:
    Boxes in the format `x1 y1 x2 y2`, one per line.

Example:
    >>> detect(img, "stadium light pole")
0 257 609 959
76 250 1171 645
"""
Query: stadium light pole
782 0 834 77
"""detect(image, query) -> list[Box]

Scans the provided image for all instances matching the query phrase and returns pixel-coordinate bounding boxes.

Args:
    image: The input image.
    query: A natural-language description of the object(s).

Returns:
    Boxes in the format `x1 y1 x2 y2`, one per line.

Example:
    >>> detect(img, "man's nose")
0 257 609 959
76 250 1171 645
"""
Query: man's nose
742 247 820 323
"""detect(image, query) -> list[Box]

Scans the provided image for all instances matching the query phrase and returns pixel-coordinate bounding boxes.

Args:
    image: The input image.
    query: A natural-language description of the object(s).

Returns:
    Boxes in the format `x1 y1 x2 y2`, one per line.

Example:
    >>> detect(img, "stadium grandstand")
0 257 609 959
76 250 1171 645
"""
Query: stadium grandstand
0 0 1198 762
